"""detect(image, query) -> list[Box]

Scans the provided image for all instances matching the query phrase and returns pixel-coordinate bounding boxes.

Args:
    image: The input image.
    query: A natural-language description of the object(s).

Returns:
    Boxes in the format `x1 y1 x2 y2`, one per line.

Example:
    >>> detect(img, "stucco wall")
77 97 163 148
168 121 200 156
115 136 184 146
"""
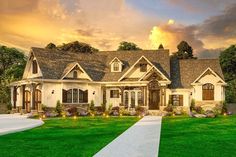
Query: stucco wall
166 89 191 107
106 87 121 108
192 73 225 101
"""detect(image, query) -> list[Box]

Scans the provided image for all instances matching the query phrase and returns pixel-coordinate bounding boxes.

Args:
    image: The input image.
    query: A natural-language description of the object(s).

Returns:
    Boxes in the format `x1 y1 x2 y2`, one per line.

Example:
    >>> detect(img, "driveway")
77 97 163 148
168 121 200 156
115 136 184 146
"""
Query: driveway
94 116 162 157
0 114 44 136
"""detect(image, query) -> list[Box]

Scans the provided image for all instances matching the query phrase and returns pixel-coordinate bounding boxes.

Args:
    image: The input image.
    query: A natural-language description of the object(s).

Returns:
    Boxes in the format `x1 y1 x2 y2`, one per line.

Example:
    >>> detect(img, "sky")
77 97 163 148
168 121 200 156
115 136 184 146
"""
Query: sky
0 0 236 58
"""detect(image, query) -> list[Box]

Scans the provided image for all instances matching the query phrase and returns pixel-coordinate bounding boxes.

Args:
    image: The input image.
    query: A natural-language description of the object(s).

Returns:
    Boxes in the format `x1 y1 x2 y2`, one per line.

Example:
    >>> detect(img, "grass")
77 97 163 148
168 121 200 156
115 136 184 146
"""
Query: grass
159 115 236 157
0 116 138 157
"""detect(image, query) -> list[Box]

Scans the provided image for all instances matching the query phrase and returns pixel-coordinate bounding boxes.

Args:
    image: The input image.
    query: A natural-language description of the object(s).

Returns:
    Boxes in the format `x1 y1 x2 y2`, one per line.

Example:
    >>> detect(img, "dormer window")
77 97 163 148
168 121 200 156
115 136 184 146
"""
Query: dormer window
32 60 38 74
110 57 123 72
113 62 119 72
140 64 147 72
73 71 78 78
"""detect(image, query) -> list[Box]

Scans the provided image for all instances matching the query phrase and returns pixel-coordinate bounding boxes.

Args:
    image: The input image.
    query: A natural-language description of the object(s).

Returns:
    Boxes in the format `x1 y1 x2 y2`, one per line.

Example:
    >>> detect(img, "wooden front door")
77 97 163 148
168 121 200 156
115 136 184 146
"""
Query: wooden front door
25 90 31 113
35 89 41 111
149 90 160 110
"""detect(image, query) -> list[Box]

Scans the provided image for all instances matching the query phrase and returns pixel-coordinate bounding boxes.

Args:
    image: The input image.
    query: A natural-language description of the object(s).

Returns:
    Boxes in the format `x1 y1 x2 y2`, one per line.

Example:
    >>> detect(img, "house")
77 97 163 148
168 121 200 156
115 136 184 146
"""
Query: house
10 47 226 114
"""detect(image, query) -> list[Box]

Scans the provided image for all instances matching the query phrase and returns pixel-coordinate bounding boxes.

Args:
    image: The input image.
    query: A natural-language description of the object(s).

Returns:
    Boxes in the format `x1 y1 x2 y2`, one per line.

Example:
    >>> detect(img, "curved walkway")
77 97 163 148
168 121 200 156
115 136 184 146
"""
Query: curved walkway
0 114 44 136
94 116 162 157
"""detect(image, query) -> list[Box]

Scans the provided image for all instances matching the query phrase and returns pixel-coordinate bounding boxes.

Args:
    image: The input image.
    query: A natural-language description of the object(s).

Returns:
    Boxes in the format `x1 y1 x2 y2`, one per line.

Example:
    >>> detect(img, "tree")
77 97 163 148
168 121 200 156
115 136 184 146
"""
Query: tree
0 46 26 113
45 43 56 49
57 41 99 53
117 41 142 51
219 45 236 103
175 41 194 59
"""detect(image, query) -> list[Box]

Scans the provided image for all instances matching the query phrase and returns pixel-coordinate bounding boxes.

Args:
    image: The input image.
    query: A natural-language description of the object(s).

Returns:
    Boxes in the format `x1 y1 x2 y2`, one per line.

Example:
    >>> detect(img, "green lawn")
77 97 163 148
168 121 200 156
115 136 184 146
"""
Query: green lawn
0 117 138 157
159 115 236 157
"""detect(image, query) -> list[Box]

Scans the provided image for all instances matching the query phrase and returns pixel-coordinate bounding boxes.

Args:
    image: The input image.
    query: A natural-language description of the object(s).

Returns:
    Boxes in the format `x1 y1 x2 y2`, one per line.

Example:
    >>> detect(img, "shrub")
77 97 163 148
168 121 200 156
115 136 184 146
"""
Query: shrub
67 107 78 116
101 103 106 112
194 106 203 114
135 106 147 116
221 101 228 114
90 100 95 111
109 106 120 116
164 104 173 112
55 100 63 116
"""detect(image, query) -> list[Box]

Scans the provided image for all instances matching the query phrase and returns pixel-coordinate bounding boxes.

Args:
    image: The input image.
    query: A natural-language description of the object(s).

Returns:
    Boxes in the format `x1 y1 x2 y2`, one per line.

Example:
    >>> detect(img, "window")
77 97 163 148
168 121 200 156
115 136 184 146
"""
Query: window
140 64 147 72
131 91 135 108
62 88 87 103
124 91 129 106
170 95 183 106
79 89 88 103
113 62 120 72
202 83 214 100
110 90 119 98
73 89 78 103
32 60 38 74
138 91 143 105
73 71 78 78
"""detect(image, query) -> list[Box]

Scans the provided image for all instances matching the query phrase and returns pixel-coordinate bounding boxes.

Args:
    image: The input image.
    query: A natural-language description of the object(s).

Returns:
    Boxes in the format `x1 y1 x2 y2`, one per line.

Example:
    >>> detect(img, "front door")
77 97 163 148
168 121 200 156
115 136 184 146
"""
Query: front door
149 90 160 110
25 90 31 113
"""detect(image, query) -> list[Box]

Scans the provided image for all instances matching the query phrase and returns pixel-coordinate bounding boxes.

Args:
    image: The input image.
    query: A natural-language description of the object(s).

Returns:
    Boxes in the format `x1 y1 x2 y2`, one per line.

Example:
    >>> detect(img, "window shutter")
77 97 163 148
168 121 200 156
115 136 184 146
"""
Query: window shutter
179 95 183 106
62 89 67 103
169 95 172 105
84 90 88 103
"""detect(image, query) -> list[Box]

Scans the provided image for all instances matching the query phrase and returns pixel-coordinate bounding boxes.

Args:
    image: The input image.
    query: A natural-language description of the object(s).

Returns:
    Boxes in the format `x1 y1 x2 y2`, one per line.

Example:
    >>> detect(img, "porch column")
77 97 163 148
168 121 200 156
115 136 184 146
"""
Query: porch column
22 85 26 109
160 87 163 106
13 86 17 109
31 84 36 110
164 86 166 106
120 87 124 106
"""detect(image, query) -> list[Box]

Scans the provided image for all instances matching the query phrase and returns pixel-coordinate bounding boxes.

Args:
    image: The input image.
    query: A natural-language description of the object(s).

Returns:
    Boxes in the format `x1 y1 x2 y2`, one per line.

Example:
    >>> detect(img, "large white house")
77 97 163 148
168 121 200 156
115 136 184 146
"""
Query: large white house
10 47 226 113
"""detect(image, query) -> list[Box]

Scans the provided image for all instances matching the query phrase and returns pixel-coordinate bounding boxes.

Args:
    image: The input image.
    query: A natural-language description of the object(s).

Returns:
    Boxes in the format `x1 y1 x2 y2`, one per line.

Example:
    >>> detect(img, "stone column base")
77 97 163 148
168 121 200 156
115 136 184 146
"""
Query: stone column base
11 108 18 113
21 109 26 114
30 110 38 115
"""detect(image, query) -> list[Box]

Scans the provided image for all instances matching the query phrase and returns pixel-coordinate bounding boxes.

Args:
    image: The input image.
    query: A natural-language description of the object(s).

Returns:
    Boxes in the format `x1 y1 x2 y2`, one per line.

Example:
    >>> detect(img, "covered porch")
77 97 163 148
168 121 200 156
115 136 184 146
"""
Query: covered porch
11 80 42 114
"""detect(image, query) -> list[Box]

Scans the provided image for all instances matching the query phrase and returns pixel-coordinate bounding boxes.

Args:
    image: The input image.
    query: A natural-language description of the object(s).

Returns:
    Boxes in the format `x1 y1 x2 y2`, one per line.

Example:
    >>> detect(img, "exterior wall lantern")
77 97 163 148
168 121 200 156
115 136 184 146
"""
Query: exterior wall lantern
51 90 54 94
93 91 95 95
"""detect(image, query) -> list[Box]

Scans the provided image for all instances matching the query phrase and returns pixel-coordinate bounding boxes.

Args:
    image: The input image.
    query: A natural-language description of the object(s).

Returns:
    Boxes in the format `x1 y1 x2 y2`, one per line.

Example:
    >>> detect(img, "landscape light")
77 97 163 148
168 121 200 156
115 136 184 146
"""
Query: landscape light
73 116 77 119
119 113 123 117
103 113 106 117
106 115 109 118
62 115 66 118
224 113 227 116
42 115 46 118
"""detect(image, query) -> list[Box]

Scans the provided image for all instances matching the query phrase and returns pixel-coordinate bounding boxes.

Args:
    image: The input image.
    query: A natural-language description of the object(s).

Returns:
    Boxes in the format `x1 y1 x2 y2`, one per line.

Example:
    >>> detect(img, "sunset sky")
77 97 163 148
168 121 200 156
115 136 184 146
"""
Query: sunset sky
1 0 236 58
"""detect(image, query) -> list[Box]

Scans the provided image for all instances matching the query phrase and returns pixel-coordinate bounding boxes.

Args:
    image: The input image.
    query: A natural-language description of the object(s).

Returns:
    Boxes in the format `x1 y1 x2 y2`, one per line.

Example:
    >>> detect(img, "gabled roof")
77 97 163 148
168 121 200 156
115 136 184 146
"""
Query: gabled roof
170 58 224 88
30 47 170 81
109 57 124 65
61 62 92 81
192 67 226 84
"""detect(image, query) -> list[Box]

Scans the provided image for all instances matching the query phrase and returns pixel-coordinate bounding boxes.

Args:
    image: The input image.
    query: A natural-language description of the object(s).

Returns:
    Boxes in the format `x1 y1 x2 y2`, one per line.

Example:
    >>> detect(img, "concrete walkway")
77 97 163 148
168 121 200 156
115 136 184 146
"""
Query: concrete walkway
0 114 44 136
94 116 162 157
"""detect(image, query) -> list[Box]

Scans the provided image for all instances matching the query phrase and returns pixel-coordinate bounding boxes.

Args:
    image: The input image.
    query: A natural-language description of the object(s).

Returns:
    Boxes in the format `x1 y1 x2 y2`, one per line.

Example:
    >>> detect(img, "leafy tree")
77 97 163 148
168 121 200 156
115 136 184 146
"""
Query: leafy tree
0 46 26 112
45 43 56 49
175 41 195 59
117 41 142 51
219 45 236 103
57 41 99 53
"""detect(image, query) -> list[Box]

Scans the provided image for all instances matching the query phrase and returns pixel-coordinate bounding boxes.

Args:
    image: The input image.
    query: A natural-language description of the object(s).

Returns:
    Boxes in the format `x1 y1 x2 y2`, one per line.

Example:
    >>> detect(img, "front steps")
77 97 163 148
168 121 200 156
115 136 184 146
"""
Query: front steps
148 110 164 116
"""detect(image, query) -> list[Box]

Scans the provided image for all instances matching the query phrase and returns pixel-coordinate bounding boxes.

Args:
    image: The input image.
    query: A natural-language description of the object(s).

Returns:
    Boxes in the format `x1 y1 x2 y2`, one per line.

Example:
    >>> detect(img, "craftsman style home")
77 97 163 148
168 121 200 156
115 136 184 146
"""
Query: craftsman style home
10 47 226 113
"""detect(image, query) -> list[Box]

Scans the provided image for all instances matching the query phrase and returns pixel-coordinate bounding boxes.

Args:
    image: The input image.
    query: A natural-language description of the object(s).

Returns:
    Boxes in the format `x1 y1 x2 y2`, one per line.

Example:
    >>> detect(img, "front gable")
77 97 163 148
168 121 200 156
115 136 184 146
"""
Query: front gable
118 56 154 81
61 63 92 81
192 67 226 85
139 66 170 82
23 52 43 79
